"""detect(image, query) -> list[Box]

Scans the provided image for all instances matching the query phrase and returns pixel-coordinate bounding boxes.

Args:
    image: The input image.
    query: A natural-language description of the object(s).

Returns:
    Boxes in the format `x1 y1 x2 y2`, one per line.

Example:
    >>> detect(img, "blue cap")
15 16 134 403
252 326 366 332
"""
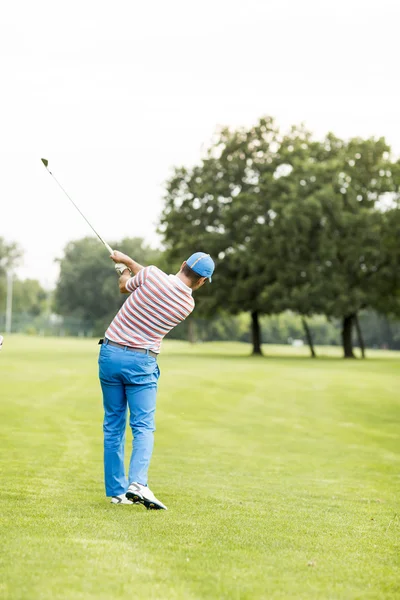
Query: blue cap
186 252 215 282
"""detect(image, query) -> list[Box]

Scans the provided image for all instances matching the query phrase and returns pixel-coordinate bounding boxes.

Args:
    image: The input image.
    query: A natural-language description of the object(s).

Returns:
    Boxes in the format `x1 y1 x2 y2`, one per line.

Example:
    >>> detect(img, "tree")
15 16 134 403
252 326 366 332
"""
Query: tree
54 236 161 334
269 135 400 357
161 119 343 355
0 237 23 314
12 279 48 316
160 117 299 354
0 237 22 276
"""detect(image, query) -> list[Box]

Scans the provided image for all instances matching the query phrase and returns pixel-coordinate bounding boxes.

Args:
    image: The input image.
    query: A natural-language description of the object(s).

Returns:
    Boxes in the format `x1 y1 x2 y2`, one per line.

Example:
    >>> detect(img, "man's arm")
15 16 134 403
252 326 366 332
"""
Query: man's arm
118 270 132 294
110 251 146 294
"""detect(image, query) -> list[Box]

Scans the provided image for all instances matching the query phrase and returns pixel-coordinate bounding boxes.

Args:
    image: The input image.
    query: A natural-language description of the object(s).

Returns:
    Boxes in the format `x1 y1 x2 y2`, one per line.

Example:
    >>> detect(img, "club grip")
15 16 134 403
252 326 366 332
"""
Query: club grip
114 262 129 276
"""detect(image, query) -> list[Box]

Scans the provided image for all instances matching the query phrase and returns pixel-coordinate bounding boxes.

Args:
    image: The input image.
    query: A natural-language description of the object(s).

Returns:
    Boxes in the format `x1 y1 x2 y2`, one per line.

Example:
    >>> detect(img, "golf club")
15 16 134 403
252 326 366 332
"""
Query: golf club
41 159 127 275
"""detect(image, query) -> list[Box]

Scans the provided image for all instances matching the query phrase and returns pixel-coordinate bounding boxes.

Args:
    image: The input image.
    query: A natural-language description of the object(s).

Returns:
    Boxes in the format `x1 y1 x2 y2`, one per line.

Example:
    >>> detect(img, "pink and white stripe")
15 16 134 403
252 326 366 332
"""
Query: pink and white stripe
105 266 195 353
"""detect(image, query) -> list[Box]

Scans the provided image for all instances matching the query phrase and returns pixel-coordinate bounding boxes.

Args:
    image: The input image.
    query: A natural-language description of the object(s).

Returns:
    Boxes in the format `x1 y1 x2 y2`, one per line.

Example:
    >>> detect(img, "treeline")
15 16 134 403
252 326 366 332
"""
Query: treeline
1 234 400 354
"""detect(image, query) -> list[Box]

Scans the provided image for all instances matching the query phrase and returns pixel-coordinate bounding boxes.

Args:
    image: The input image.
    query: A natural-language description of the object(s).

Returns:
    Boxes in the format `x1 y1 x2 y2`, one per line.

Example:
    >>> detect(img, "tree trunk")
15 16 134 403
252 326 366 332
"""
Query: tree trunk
251 311 263 355
354 314 366 359
302 317 316 358
342 314 356 358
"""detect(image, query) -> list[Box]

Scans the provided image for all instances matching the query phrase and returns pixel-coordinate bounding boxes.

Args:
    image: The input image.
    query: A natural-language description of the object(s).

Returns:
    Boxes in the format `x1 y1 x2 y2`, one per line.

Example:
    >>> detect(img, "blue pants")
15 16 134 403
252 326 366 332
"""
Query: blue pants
98 340 160 497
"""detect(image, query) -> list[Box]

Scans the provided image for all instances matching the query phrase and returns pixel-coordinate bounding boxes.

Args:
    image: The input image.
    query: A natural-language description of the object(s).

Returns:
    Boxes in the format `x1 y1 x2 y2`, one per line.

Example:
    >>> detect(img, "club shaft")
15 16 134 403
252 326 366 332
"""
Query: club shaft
45 168 113 254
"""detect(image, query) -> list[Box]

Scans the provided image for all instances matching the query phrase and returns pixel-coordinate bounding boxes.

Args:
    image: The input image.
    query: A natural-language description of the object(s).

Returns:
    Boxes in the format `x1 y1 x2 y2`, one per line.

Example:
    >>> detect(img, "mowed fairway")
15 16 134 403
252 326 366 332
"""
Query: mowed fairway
1 336 399 600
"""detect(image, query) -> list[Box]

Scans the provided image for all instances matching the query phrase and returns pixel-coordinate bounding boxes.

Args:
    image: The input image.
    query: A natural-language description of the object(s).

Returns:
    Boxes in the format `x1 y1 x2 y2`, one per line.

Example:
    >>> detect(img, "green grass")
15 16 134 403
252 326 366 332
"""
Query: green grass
1 336 399 600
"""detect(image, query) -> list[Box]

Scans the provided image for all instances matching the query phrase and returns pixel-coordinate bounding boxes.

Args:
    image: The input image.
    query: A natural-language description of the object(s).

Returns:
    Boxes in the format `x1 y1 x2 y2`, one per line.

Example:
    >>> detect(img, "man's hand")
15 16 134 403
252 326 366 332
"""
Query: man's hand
110 252 131 276
110 251 132 266
110 251 132 276
110 250 145 276
114 263 129 275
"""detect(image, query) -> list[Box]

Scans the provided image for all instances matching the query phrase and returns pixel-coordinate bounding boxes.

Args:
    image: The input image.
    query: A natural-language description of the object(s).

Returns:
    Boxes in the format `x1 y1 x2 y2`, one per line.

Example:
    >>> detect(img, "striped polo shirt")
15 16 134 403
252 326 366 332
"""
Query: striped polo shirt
105 266 195 354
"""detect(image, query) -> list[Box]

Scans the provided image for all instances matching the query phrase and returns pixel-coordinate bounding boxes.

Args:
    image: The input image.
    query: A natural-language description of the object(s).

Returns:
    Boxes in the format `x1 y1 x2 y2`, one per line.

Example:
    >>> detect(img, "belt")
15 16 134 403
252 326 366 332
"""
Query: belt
102 338 158 359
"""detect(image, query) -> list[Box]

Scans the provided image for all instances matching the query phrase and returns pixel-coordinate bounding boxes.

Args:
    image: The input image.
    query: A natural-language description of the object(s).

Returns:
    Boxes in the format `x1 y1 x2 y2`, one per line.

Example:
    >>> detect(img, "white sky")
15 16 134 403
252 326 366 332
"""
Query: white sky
1 0 399 288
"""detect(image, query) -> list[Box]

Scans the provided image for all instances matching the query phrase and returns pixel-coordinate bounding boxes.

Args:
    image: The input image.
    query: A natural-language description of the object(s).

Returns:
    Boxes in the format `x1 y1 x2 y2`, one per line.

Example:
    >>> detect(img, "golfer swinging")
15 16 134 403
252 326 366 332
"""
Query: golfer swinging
99 250 215 509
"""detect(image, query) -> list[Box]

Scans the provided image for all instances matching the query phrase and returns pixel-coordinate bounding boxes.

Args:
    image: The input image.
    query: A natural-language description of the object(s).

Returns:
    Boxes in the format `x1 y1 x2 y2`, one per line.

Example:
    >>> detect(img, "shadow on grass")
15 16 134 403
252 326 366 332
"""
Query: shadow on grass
163 351 400 362
162 349 400 363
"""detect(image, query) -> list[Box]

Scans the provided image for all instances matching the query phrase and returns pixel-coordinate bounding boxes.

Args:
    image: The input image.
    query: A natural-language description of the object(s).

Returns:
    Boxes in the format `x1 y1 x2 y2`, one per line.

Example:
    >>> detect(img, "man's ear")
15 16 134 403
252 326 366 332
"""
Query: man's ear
181 261 186 270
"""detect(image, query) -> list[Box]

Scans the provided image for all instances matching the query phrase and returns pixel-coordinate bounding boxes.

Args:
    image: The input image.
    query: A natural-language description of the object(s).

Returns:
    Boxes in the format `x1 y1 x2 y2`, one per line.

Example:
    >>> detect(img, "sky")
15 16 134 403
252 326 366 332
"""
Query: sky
1 0 399 288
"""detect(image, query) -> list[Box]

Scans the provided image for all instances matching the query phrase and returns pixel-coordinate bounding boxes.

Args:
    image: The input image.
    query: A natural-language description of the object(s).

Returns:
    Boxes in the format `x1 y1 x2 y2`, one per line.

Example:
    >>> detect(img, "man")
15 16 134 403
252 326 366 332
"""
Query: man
99 250 215 509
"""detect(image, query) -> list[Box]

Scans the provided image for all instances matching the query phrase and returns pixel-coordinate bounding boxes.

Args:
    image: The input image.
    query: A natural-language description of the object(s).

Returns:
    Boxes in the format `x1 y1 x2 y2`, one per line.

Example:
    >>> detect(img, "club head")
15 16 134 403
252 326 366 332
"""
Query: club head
41 158 49 168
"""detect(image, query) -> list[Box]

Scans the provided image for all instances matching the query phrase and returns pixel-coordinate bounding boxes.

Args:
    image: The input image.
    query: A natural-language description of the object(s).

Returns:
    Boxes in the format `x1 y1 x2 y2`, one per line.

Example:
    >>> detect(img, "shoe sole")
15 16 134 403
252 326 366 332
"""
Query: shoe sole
126 491 166 510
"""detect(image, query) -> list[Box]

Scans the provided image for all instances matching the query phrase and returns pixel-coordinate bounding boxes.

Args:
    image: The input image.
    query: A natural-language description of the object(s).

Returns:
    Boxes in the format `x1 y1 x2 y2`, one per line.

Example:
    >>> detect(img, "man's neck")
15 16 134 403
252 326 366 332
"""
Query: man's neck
176 272 194 290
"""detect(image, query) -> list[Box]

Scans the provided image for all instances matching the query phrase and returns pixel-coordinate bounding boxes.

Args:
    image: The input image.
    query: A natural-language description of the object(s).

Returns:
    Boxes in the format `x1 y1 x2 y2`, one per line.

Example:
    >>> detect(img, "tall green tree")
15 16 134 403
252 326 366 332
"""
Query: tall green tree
12 279 48 316
268 135 399 357
161 116 297 354
0 237 22 275
161 118 335 354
